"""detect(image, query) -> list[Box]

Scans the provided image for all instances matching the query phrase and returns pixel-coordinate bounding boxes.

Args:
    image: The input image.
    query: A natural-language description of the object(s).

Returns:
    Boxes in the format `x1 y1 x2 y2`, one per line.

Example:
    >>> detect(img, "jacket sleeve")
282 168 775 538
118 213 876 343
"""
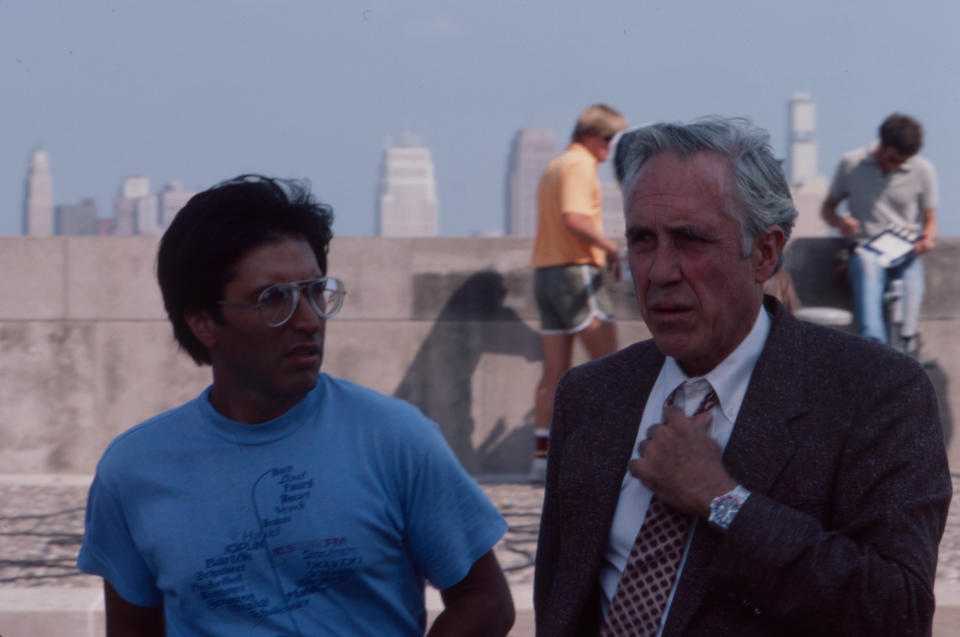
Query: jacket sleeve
533 370 572 630
704 356 951 636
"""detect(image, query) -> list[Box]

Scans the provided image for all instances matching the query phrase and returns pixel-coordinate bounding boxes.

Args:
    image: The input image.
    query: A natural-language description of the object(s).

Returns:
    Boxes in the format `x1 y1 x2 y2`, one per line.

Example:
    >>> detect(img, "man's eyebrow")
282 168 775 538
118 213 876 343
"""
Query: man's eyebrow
668 224 712 240
626 223 713 242
625 225 652 242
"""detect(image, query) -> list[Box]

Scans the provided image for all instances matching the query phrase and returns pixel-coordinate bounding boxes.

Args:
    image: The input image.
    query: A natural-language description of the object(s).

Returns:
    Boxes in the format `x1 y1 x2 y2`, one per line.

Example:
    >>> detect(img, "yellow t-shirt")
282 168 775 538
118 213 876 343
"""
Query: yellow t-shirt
531 142 606 268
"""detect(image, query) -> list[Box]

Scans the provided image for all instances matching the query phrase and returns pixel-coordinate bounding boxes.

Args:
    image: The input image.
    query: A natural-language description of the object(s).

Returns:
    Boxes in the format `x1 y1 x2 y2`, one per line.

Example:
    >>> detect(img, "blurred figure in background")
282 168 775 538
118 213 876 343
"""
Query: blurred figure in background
530 104 627 481
821 113 937 354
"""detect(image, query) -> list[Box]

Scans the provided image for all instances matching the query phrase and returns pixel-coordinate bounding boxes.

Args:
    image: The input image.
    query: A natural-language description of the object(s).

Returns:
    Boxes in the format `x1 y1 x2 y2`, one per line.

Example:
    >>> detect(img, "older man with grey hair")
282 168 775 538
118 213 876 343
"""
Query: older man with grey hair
534 117 950 637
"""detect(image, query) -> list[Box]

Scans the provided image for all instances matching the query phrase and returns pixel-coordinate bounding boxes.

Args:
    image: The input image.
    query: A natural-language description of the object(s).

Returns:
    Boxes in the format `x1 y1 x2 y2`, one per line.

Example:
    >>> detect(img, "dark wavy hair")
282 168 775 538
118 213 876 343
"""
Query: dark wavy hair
879 113 923 157
156 174 334 365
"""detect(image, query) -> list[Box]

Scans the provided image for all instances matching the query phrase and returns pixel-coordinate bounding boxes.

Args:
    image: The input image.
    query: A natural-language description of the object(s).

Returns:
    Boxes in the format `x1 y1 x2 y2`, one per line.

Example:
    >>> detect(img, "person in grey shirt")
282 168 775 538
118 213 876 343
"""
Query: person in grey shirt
821 113 938 352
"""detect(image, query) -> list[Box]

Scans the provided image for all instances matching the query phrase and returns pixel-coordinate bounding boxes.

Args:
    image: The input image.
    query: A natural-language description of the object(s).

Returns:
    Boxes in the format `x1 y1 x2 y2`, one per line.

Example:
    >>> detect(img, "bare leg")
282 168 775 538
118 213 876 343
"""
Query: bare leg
579 318 618 360
532 333 574 479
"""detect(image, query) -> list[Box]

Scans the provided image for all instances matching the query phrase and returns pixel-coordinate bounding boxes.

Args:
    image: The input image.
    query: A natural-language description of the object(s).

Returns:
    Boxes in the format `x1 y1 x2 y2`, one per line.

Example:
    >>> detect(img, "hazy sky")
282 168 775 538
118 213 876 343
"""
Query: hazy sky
3 0 958 237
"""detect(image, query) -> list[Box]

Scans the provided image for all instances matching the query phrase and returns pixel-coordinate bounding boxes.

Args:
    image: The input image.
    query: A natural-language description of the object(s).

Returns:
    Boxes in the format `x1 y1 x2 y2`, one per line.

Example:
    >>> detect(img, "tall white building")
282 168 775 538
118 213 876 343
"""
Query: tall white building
786 92 830 238
505 129 557 236
113 175 151 236
378 134 438 237
24 147 54 236
787 92 818 187
159 181 196 229
135 195 161 236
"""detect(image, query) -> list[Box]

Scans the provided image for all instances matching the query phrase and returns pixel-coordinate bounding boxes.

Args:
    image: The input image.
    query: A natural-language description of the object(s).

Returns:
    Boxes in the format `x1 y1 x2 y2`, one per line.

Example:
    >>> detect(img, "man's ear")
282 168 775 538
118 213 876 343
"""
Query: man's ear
184 310 218 350
753 225 786 284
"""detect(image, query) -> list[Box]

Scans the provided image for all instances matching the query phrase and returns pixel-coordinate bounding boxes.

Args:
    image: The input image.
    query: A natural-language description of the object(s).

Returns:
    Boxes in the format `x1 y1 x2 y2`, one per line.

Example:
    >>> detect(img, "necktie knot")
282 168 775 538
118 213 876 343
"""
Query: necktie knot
665 379 719 417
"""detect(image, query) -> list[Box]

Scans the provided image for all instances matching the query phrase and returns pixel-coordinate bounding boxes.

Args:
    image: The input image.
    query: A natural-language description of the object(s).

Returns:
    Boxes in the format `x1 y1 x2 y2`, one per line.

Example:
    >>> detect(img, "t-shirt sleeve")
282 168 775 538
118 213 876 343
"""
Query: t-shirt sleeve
828 157 849 201
919 161 938 212
399 419 508 591
77 470 163 607
558 159 599 217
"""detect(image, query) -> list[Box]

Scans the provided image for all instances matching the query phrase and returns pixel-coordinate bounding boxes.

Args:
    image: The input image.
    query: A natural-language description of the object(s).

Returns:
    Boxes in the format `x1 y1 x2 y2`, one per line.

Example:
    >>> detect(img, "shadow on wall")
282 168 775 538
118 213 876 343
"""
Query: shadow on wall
393 270 542 474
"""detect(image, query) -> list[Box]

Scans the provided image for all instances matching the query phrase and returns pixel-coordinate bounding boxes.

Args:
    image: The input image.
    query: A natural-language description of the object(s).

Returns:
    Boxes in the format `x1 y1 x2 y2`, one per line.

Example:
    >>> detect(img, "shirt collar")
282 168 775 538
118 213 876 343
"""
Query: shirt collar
659 305 771 423
866 144 912 174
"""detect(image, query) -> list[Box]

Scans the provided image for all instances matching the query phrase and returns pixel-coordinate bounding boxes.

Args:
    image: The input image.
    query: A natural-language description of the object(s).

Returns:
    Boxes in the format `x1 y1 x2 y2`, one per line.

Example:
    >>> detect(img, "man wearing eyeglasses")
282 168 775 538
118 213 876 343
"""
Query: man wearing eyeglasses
78 175 514 636
530 103 627 481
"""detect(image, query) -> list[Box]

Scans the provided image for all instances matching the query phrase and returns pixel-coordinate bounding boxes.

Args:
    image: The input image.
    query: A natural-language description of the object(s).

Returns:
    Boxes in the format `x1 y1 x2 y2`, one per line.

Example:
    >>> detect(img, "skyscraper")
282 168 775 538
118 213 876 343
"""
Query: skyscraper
505 129 557 236
159 181 197 229
23 147 54 236
56 198 99 235
786 92 830 238
377 134 438 237
787 92 817 187
113 175 151 236
135 195 161 236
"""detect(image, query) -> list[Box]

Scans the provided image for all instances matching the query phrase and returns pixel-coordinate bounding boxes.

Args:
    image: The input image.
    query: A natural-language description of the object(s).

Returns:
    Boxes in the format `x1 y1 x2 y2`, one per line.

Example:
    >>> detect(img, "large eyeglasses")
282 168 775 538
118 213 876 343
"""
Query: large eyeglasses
218 277 346 327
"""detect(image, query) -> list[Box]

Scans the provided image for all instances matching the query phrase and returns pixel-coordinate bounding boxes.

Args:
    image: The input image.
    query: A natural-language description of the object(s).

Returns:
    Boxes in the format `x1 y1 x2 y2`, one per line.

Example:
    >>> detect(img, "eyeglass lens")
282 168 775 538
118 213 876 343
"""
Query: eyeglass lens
258 279 344 326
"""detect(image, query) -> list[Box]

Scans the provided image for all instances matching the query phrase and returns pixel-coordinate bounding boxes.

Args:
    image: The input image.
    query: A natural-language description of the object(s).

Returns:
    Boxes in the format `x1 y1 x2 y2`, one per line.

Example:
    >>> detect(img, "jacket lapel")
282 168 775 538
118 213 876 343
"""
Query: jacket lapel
555 341 664 635
602 341 665 483
664 298 808 636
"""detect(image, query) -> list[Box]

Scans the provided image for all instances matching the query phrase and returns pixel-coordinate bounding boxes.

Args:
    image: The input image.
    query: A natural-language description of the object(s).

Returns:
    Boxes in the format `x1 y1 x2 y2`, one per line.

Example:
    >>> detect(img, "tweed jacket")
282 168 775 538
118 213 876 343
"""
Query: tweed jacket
534 296 951 637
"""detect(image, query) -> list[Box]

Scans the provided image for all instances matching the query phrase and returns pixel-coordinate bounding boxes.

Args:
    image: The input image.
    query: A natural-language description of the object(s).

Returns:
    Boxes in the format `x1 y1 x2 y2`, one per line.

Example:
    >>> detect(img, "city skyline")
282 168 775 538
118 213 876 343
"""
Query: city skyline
12 94 867 242
23 160 199 237
20 93 831 240
3 2 957 238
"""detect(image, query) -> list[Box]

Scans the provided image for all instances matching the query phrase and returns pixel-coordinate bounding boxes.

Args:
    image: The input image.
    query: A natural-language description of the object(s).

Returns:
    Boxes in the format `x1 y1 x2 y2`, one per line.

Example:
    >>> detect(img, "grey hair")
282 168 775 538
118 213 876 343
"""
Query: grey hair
614 117 797 263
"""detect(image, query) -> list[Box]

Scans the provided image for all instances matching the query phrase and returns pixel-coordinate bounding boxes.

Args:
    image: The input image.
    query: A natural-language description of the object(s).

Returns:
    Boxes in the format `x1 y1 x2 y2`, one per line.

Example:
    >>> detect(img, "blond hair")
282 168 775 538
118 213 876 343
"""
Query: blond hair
571 104 627 143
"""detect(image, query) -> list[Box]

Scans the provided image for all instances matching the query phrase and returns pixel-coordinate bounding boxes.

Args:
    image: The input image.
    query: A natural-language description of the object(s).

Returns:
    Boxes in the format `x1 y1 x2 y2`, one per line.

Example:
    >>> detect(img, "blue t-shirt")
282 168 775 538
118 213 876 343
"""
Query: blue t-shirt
78 374 507 636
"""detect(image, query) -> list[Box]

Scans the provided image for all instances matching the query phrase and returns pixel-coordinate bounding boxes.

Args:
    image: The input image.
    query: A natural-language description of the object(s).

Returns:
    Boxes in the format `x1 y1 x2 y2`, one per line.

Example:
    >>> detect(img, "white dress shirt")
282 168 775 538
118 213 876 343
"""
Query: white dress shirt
598 307 772 628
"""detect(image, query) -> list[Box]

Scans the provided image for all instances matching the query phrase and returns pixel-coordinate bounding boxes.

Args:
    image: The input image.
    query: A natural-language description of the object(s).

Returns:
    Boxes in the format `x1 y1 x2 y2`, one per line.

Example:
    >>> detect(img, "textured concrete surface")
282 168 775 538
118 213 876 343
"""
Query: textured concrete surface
0 236 645 476
0 236 957 477
0 238 66 320
0 475 957 637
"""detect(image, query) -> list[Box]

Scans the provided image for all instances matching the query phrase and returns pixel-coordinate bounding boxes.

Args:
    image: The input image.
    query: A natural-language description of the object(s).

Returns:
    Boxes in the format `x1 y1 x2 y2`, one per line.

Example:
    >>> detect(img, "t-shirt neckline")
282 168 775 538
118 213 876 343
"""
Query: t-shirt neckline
197 378 324 445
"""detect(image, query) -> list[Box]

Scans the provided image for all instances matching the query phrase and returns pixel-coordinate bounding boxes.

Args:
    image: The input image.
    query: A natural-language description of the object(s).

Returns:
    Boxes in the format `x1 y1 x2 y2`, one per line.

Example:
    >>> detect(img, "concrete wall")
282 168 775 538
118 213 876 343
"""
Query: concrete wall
785 237 959 467
0 236 957 476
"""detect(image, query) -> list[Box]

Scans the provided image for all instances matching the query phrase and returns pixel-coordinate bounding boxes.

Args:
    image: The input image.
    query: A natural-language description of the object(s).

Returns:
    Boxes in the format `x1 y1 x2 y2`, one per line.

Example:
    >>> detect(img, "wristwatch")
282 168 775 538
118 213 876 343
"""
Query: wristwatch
708 485 751 531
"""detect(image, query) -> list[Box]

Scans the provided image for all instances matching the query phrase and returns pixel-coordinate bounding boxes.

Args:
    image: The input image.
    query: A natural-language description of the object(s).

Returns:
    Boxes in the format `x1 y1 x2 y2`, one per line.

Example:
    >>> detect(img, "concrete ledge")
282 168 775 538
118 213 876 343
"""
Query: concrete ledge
934 580 960 636
0 584 534 637
0 588 104 637
0 583 954 637
936 579 960 608
0 473 92 486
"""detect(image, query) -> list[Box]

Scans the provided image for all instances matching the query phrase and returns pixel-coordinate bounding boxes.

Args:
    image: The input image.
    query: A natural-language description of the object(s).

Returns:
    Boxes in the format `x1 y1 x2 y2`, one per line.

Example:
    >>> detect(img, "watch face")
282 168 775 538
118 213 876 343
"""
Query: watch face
710 486 750 530
711 494 740 529
717 498 736 515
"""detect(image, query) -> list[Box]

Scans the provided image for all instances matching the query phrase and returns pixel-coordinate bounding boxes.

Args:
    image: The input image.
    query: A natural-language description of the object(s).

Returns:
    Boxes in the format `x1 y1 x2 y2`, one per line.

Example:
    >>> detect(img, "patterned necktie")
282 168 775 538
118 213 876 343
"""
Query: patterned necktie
600 381 719 637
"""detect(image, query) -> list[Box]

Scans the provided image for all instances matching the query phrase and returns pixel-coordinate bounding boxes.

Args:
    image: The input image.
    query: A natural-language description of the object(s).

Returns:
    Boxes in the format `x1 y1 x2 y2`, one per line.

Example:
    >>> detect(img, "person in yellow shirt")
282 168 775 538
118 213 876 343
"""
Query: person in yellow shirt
530 104 627 480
